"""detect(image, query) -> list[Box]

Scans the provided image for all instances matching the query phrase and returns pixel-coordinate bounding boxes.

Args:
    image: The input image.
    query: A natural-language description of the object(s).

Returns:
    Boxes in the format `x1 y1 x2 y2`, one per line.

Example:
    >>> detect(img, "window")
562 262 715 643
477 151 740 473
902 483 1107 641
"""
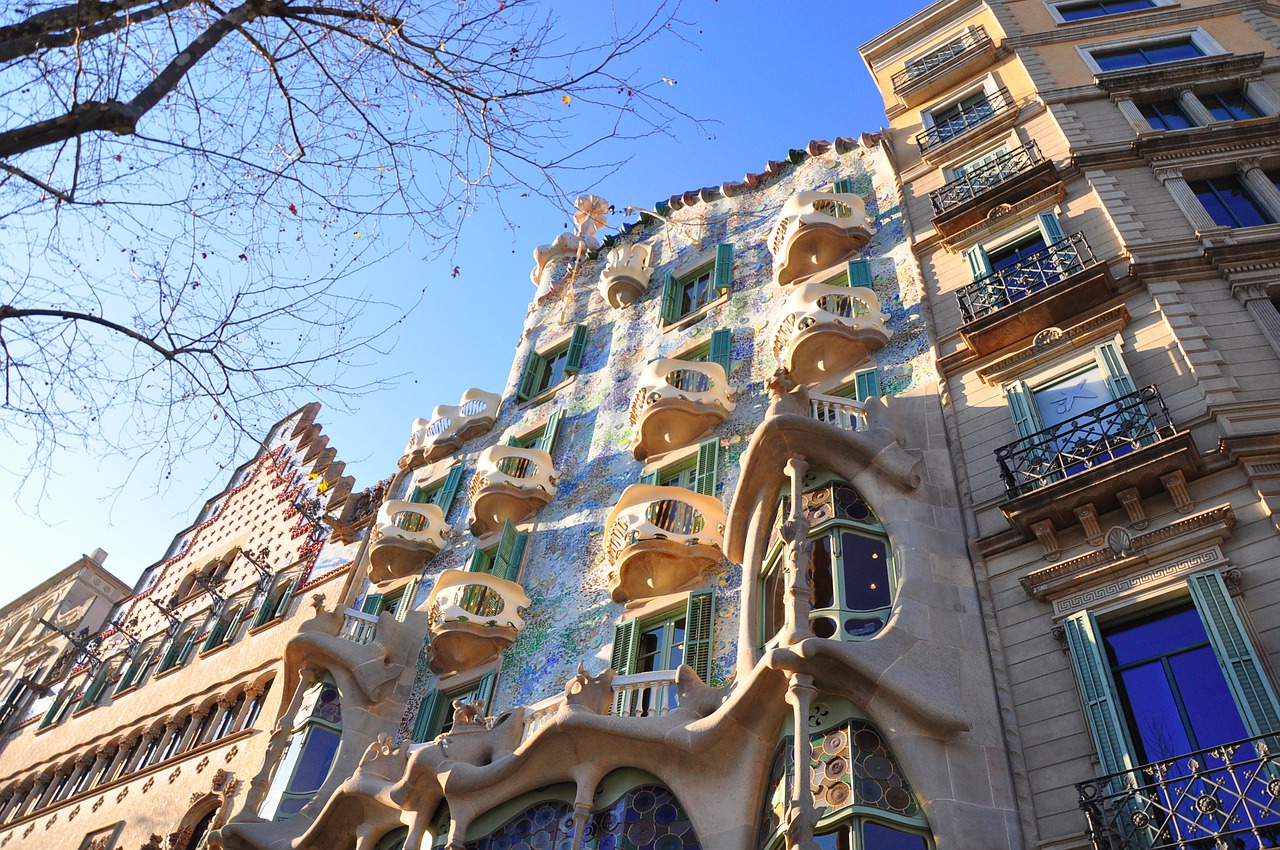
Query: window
161 715 193 761
1092 37 1203 72
1201 91 1261 122
464 520 528 582
961 212 1082 321
1189 175 1273 228
213 693 246 740
259 677 342 821
388 465 463 533
409 673 495 743
639 437 720 495
674 328 733 377
1064 570 1280 780
762 478 893 644
357 576 420 623
508 408 563 455
1138 99 1193 131
249 571 300 629
926 89 995 144
611 590 715 712
516 325 587 402
659 244 734 325
241 681 271 730
1055 0 1156 21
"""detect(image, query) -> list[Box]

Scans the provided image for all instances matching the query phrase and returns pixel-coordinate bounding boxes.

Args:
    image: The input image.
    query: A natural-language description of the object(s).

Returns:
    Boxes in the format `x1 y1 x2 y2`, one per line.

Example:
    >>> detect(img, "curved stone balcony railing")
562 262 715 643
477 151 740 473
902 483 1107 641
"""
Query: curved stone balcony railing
401 389 501 469
772 283 891 383
598 243 653 308
628 359 735 461
769 190 874 287
468 446 559 537
369 501 450 584
426 570 530 676
520 669 681 742
604 484 726 603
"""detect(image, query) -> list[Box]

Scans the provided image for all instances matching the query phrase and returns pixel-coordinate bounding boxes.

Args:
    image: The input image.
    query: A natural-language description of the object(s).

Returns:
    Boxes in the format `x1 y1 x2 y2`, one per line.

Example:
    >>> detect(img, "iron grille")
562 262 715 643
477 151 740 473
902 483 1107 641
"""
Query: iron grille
957 232 1094 324
1077 732 1280 850
930 141 1043 215
916 87 1015 152
995 385 1176 499
892 26 991 92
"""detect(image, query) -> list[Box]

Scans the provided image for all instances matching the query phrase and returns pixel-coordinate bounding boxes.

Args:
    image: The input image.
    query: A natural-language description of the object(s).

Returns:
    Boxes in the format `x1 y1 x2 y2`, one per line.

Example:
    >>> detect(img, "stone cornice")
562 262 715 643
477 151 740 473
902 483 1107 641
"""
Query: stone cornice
1094 52 1265 95
940 184 1066 252
977 306 1130 386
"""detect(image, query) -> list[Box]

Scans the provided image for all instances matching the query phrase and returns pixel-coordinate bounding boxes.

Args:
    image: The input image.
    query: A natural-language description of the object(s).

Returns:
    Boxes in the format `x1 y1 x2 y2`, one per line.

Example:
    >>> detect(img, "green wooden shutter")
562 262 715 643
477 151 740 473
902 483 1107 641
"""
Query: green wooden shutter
660 271 681 324
251 586 277 628
832 178 853 195
709 329 732 377
1062 610 1136 779
854 368 881 402
158 634 183 671
693 438 720 497
639 471 659 486
611 619 640 675
223 604 248 645
464 549 488 574
411 690 442 743
202 617 228 652
1037 211 1068 245
273 577 299 620
517 353 543 402
564 325 589 374
395 579 420 622
360 593 382 615
431 466 464 515
1188 570 1280 737
965 245 993 280
713 244 734 294
408 485 431 504
506 436 523 448
685 590 715 685
115 655 144 694
846 259 873 289
77 664 112 710
1005 380 1044 439
1094 342 1138 400
492 523 527 583
535 409 563 454
473 672 496 712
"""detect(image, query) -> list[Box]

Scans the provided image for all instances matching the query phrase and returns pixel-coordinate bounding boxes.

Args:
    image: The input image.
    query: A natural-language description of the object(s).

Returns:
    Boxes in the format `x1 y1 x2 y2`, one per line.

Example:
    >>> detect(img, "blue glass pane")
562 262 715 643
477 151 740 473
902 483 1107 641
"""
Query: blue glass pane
1104 606 1205 666
1117 661 1192 763
288 726 340 793
1095 47 1147 71
813 535 835 610
1144 40 1202 64
1170 647 1248 748
862 822 928 850
841 533 890 611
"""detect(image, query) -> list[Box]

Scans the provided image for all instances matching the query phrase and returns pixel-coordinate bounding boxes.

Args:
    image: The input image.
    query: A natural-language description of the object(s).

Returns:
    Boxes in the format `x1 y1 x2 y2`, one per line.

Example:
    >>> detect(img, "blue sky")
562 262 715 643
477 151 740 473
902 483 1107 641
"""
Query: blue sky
0 1 933 601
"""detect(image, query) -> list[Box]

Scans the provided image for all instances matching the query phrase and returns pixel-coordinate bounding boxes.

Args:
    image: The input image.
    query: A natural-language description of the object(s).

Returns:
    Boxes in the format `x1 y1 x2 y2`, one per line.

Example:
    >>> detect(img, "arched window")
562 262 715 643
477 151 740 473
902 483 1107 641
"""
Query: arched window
240 680 273 731
213 693 246 740
177 805 220 850
376 827 409 850
761 476 895 644
259 677 342 821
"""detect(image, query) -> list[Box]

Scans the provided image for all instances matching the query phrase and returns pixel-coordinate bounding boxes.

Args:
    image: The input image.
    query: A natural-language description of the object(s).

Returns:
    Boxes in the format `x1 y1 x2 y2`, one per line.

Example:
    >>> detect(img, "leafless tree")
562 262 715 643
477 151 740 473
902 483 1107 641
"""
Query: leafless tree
0 0 692 495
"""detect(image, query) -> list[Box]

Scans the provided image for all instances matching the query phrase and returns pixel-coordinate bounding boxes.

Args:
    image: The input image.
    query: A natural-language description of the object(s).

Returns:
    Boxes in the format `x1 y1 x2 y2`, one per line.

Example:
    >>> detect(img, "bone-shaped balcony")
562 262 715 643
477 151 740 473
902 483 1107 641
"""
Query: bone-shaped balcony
769 190 874 287
401 389 501 469
467 446 559 537
604 484 726 603
772 283 891 384
426 571 530 676
598 243 653 308
628 359 735 462
369 501 450 584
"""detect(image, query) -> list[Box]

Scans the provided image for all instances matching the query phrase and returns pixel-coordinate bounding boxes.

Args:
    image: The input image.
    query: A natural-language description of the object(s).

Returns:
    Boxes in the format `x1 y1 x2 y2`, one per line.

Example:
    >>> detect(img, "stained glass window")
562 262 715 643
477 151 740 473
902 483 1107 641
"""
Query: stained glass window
466 786 700 850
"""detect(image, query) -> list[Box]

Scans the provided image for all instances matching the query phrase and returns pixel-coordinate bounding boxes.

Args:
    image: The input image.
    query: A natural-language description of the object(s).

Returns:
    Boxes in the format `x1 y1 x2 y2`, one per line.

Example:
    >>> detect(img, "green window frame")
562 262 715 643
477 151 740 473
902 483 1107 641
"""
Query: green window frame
827 258 873 290
611 590 714 684
464 520 528 583
405 465 464 515
659 244 734 325
964 211 1068 280
517 325 588 402
638 437 720 495
409 672 495 743
1004 340 1138 440
511 408 564 455
358 577 420 623
260 676 343 821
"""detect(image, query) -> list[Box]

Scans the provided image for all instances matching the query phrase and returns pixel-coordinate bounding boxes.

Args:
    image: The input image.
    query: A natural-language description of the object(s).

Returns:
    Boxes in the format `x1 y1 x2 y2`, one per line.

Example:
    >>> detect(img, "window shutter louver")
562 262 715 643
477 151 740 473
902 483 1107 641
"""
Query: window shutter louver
77 664 112 710
273 577 299 621
251 585 277 628
158 635 183 671
854 368 882 402
506 436 523 448
202 617 227 653
1094 342 1138 400
709 328 732 377
564 325 589 374
517 353 543 402
832 178 854 195
177 630 198 665
395 578 420 622
1037 210 1068 245
1005 381 1043 439
694 438 721 497
1062 610 1136 781
713 244 734 294
411 690 442 743
611 618 640 715
473 672 496 712
491 520 526 582
965 245 993 280
432 466 464 516
223 604 248 645
1188 570 1280 737
846 258 873 289
685 590 715 685
639 471 659 486
535 409 563 455
660 271 681 324
463 548 487 574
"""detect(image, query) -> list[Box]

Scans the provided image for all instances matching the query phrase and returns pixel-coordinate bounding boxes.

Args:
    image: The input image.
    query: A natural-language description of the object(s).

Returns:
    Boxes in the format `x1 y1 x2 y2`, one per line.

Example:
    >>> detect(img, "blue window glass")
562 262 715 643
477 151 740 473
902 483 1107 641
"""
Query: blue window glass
1059 0 1155 20
1189 176 1273 228
679 268 713 317
1138 99 1193 130
1093 38 1203 72
1201 91 1261 122
1104 605 1247 765
929 90 993 142
987 233 1049 273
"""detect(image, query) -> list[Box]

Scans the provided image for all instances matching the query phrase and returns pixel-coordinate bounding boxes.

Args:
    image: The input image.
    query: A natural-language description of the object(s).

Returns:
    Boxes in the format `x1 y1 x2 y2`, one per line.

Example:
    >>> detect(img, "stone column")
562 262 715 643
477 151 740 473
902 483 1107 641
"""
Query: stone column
779 456 815 646
158 716 185 762
1245 78 1280 116
1156 166 1220 231
16 773 49 819
232 684 264 732
64 753 95 799
4 779 35 823
0 789 16 824
202 694 238 745
1113 96 1151 133
784 673 819 850
35 768 67 808
1237 157 1280 223
126 730 160 773
86 745 113 789
1235 283 1280 361
1177 87 1215 125
178 709 208 752
104 738 135 783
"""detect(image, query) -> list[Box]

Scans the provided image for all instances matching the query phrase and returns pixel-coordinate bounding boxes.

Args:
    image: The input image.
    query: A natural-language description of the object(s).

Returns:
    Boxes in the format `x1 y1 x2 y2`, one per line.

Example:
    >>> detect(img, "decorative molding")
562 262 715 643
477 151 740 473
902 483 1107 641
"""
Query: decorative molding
941 184 1066 251
1094 52 1265 95
978 306 1130 385
1145 279 1241 408
1051 548 1221 615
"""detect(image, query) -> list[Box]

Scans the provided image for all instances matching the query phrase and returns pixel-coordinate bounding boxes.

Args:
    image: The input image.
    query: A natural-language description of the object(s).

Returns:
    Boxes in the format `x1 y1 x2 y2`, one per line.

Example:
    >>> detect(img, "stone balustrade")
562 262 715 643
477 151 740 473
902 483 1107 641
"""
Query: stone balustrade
768 190 874 286
426 571 530 676
401 389 501 469
369 501 449 584
519 670 681 743
338 608 379 645
598 243 653 308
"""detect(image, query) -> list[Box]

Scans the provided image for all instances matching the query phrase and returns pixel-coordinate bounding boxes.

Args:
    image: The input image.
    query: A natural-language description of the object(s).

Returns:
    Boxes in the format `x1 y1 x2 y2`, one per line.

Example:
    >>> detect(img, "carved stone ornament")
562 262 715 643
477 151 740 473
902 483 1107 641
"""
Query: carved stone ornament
141 834 164 850
91 796 104 812
196 756 210 773
224 745 238 763
564 662 616 715
68 804 80 820
1223 568 1243 596
1105 526 1133 556
211 769 228 791
142 777 154 793
1033 327 1063 347
987 202 1015 220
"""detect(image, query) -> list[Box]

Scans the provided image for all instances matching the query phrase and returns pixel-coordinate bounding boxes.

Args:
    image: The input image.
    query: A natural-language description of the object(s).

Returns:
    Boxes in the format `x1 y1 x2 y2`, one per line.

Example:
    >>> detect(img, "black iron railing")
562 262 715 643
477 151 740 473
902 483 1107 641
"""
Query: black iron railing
957 233 1094 323
1077 732 1280 850
892 26 991 93
930 141 1043 215
995 386 1176 499
916 87 1015 152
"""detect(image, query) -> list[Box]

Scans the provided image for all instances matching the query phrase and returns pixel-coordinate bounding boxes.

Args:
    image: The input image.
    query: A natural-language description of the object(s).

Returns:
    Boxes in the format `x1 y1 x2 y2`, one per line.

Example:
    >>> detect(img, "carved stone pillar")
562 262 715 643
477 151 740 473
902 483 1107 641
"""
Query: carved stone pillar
104 736 136 782
64 753 95 799
1237 157 1280 224
1156 166 1220 231
231 684 264 731
86 745 114 789
16 773 49 819
1177 88 1215 126
126 730 160 774
0 789 17 824
779 456 815 647
1245 78 1280 116
4 779 35 823
1113 96 1150 133
202 694 238 745
242 667 314 814
35 768 67 808
783 673 820 850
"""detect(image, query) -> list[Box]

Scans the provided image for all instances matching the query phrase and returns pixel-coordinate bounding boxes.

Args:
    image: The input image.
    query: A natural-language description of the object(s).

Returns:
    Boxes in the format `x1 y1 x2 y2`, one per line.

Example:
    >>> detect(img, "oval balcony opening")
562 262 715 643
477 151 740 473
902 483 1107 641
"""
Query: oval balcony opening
458 399 488 416
769 190 874 287
815 292 871 319
392 510 430 533
468 446 558 537
645 499 705 536
402 390 502 468
455 585 506 619
370 500 449 584
495 455 539 480
664 369 713 394
426 570 529 676
773 283 891 385
629 360 735 462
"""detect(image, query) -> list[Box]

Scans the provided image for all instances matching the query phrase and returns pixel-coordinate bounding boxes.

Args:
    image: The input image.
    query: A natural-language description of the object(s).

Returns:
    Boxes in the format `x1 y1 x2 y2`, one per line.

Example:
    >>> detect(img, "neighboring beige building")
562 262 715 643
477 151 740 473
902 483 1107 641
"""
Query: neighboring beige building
861 2 1280 848
0 405 364 850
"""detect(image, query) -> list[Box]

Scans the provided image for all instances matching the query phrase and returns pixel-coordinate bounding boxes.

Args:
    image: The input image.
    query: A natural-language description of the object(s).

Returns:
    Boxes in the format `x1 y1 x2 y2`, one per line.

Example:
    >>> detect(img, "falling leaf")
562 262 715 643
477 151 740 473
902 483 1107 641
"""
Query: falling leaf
354 232 361 238
238 253 248 261
288 203 298 215
662 77 678 85
451 266 461 278
562 95 572 105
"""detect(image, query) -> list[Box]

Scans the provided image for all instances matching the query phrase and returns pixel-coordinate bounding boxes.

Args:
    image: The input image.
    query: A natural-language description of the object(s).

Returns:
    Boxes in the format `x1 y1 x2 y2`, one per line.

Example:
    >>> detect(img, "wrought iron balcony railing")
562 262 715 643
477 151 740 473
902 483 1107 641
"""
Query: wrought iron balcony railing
930 141 1043 215
917 87 1016 153
957 233 1095 324
892 26 991 93
995 386 1177 499
1076 731 1280 850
